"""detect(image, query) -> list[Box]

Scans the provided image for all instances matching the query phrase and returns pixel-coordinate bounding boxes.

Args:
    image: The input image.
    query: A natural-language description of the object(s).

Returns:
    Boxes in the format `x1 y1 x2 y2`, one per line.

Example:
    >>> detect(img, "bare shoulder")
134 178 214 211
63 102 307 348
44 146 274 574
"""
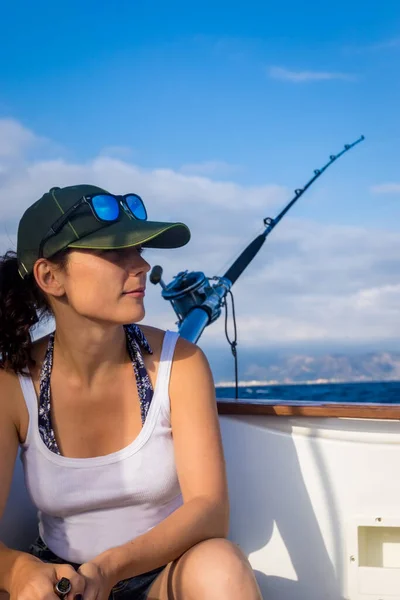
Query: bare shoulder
0 366 19 394
170 337 215 400
140 324 213 384
140 324 213 383
139 324 165 340
139 324 166 358
0 335 50 431
0 367 21 424
173 336 208 365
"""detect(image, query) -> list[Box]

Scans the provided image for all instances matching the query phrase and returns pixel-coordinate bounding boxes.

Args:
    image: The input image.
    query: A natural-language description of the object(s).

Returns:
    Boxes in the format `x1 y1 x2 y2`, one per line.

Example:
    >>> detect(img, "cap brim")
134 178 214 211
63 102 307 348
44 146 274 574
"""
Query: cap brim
67 219 191 251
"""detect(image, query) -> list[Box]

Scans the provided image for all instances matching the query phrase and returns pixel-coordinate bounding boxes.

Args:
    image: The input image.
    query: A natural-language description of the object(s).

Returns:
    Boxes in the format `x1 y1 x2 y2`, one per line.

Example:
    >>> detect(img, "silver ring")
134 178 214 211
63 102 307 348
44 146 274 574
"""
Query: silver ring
55 577 72 599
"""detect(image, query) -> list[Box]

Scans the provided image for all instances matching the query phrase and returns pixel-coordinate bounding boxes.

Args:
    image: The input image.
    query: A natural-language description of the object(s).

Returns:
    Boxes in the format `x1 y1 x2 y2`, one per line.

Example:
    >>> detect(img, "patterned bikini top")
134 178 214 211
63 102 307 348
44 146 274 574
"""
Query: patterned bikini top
38 324 154 455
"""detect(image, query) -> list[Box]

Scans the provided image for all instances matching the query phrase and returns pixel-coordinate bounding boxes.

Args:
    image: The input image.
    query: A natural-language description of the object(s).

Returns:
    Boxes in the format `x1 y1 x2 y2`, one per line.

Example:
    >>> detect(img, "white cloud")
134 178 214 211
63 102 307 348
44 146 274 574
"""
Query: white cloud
370 182 400 194
205 220 400 346
1 118 399 349
0 118 38 159
0 152 288 224
98 145 136 159
268 66 357 83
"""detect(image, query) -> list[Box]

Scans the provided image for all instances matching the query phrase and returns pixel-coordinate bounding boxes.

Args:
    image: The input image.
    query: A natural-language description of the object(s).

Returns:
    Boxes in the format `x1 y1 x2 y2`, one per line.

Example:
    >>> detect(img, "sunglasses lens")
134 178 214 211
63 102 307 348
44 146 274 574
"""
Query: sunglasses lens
92 195 119 221
125 194 147 220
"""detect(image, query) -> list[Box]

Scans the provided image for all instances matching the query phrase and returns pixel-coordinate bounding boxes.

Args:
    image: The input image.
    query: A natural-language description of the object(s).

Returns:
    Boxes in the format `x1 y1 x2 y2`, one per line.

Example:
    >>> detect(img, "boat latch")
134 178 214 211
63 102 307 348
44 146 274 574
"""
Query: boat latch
348 517 400 599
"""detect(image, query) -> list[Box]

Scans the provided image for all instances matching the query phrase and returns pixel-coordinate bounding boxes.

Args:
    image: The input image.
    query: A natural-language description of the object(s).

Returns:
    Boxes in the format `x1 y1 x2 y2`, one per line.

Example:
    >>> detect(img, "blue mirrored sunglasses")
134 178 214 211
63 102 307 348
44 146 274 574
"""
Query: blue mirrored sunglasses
38 193 147 258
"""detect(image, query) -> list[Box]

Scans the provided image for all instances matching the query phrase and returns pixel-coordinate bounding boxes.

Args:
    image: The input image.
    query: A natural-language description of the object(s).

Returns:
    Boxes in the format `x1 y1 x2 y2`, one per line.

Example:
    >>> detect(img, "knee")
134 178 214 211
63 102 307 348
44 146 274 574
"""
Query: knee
192 538 249 569
178 537 254 586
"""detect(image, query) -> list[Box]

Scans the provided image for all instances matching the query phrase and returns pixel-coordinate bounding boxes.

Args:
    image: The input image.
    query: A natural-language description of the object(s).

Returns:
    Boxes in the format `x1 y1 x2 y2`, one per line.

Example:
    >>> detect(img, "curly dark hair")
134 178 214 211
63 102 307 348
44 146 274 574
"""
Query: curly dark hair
0 250 68 374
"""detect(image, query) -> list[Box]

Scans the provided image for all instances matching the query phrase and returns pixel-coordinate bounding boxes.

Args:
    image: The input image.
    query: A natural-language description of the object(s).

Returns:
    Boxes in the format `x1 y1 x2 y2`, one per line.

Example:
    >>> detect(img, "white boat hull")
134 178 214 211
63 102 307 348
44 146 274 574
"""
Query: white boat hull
2 413 400 600
221 414 400 600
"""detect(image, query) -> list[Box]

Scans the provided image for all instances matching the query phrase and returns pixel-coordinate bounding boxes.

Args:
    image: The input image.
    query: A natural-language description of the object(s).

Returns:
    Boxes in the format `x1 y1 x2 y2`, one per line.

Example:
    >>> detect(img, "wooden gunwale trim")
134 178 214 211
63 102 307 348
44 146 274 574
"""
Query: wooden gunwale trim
217 400 400 420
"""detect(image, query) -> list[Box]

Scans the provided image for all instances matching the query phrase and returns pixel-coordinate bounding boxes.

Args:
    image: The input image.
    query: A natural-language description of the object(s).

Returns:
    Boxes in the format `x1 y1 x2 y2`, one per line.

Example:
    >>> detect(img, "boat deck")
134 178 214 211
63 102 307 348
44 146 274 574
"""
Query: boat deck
217 399 400 419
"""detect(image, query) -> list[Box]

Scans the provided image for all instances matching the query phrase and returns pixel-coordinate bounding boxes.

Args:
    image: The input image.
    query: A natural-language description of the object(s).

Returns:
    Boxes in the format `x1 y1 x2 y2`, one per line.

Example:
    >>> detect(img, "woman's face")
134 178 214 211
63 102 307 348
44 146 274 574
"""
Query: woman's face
56 246 151 325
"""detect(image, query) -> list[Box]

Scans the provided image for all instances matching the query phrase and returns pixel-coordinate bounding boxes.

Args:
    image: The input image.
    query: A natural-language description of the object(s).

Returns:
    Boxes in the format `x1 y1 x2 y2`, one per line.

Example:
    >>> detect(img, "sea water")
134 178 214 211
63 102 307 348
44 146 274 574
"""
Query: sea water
215 381 400 403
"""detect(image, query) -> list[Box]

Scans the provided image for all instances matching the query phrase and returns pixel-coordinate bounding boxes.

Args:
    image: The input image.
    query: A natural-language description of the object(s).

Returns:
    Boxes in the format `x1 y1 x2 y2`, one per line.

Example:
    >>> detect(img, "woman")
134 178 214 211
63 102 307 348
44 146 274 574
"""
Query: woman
0 185 262 600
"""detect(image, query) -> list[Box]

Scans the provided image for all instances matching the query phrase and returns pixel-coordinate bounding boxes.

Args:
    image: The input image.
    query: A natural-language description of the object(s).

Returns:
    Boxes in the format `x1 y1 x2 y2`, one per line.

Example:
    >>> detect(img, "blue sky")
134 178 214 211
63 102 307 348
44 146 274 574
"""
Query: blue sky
2 0 400 227
1 0 400 367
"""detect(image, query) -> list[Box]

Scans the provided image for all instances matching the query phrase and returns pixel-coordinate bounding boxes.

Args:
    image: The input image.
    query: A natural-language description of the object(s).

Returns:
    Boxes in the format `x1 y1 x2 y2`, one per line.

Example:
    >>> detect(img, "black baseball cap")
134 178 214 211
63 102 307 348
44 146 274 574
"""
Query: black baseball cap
17 184 191 278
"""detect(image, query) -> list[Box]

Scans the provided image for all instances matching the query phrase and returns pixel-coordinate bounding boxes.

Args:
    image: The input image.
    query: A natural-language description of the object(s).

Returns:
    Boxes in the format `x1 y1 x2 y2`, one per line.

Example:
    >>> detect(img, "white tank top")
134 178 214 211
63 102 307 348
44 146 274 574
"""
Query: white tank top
18 330 183 565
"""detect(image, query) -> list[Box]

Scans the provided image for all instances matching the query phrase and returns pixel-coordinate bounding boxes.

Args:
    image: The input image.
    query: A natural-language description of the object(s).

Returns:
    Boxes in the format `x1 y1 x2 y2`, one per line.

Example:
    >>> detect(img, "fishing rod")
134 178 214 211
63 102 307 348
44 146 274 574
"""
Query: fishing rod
150 135 365 347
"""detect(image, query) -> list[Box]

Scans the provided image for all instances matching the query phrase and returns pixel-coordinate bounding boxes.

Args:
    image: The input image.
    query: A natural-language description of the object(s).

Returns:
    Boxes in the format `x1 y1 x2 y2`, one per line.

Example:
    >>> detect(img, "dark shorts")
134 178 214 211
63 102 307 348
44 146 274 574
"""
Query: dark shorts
29 536 165 600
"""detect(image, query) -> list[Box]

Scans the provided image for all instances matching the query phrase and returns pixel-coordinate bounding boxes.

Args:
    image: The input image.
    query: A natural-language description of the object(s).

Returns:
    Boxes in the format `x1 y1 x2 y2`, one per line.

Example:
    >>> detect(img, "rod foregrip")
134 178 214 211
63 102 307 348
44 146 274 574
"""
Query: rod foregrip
223 234 266 285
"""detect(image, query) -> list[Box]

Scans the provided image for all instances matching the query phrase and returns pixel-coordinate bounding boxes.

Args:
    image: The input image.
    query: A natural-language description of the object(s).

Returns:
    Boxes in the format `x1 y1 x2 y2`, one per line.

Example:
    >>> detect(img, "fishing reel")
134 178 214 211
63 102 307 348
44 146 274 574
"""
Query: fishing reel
150 266 231 326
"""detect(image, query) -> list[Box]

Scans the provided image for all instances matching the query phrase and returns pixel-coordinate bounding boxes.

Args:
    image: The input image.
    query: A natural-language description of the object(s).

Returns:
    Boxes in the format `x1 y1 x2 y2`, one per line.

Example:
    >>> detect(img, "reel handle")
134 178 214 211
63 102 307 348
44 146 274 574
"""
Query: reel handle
150 265 167 289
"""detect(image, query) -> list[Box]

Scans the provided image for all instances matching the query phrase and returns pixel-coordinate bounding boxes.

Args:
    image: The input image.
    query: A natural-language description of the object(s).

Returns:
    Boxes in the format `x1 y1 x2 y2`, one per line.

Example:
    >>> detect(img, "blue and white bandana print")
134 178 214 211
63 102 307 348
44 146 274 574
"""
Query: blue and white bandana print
38 324 154 455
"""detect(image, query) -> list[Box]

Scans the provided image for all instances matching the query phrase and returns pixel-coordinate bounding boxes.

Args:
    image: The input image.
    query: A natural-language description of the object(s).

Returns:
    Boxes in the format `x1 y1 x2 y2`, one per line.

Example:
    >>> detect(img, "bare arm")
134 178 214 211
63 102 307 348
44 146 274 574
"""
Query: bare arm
92 338 229 584
0 371 87 599
0 370 30 593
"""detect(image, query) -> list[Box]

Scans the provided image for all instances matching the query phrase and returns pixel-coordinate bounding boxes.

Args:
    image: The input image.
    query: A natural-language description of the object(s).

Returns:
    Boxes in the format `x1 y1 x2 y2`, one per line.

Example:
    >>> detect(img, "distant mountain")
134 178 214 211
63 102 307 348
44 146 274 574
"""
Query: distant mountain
207 350 400 385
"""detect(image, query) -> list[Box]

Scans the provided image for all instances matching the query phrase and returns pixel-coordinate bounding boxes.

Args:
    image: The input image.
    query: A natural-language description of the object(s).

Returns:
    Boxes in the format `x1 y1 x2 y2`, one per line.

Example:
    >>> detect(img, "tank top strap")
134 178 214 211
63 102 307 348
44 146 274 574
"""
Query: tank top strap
18 372 39 447
157 330 180 417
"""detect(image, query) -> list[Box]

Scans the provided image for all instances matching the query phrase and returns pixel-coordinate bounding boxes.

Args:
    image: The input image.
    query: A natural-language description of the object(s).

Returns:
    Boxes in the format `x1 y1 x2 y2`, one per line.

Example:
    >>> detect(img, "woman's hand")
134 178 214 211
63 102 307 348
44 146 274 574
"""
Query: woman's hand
77 561 114 600
9 554 85 600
